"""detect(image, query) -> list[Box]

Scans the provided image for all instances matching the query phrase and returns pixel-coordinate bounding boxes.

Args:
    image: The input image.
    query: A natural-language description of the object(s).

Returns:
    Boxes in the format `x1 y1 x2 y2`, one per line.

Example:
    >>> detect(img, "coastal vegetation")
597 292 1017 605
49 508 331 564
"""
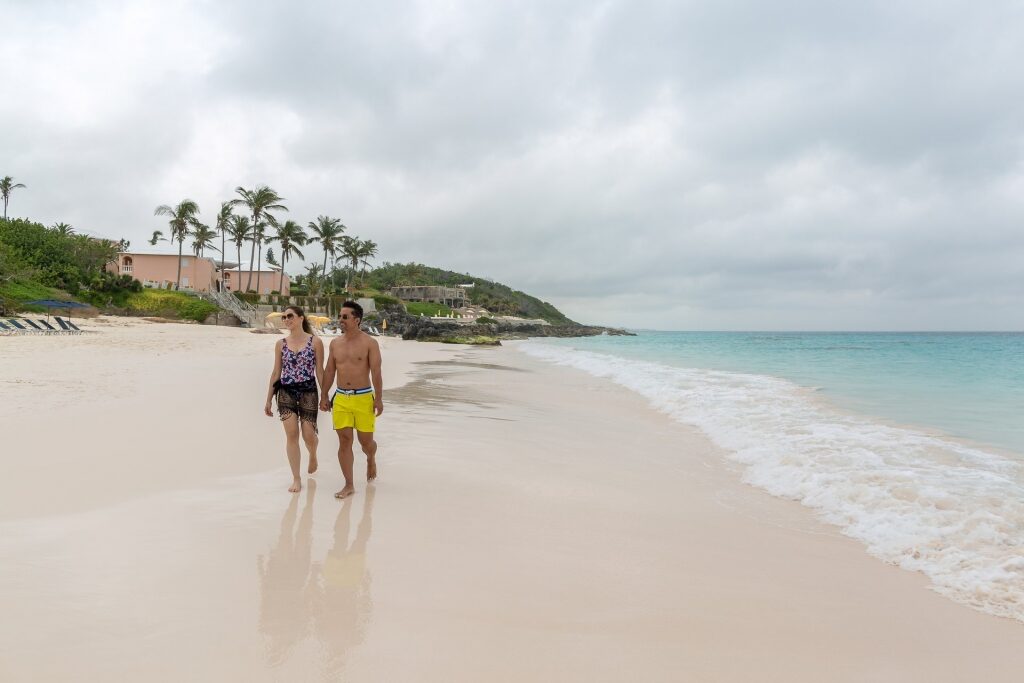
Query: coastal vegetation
120 290 217 322
0 174 576 327
0 216 131 312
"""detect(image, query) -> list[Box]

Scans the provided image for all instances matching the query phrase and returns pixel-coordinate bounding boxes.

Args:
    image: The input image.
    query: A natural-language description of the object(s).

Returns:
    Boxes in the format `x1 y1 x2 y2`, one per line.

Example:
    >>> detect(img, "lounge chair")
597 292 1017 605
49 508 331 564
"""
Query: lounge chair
54 317 81 334
37 319 60 333
0 320 16 335
6 318 33 333
66 319 82 332
22 319 45 332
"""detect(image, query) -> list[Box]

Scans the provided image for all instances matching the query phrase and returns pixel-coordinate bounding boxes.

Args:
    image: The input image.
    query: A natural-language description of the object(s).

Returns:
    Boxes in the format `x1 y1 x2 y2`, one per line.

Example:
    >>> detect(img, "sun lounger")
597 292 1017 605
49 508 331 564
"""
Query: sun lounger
37 319 59 332
5 319 46 335
54 317 81 334
0 320 16 335
22 319 44 331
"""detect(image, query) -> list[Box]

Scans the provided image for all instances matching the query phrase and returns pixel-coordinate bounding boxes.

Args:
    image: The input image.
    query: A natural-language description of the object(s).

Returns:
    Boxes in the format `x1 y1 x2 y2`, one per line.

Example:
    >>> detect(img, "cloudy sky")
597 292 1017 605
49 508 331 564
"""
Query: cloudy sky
3 0 1023 330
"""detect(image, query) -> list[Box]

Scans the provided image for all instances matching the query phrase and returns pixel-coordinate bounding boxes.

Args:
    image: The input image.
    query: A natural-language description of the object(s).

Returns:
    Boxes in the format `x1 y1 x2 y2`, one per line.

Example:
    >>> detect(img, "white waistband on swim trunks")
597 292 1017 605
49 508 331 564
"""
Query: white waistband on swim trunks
334 387 373 396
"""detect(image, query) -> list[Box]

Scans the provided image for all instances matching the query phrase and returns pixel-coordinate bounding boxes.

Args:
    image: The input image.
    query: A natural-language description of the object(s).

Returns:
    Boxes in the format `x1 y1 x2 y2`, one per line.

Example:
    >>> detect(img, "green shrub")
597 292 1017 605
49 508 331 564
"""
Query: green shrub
373 294 399 307
476 316 497 325
405 301 453 317
123 290 216 321
179 299 218 322
234 292 260 305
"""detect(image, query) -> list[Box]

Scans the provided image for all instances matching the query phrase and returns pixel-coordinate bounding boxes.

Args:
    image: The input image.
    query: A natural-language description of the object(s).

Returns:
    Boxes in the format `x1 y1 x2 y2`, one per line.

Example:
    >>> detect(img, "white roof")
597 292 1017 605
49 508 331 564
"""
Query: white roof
224 262 283 273
119 250 239 268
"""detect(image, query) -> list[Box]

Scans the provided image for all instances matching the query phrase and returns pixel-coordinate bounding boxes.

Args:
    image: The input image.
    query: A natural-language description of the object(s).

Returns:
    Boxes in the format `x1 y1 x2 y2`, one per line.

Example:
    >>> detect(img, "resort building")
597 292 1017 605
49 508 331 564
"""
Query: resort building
222 264 291 296
109 250 291 294
389 285 468 308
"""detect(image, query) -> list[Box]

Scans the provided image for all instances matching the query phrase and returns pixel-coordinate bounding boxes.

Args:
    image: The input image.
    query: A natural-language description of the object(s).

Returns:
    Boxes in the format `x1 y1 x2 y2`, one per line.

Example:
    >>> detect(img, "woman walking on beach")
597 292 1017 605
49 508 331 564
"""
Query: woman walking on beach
265 305 325 492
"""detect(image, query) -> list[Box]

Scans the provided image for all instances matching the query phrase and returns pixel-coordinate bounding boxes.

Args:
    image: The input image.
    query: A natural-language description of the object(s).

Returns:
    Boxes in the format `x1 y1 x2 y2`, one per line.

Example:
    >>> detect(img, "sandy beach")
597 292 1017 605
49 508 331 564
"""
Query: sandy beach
2 318 1023 682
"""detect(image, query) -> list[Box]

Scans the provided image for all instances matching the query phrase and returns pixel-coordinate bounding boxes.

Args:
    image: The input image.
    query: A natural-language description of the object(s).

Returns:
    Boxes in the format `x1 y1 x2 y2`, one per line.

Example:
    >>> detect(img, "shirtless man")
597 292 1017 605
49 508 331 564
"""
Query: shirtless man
319 301 383 499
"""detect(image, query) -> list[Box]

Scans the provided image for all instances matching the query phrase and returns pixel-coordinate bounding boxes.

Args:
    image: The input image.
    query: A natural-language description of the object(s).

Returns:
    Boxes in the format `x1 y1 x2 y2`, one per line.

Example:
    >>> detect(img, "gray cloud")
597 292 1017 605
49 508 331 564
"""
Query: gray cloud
2 0 1023 329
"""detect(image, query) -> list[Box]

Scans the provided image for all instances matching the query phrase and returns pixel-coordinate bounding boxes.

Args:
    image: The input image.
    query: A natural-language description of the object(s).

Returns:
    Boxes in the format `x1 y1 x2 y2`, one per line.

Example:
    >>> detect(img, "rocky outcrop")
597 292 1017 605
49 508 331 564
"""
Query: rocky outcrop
377 305 635 343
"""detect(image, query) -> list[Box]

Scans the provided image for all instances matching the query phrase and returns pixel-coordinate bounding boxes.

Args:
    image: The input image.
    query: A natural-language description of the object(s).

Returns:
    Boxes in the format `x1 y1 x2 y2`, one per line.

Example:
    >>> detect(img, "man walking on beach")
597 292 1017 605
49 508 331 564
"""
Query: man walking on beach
320 301 383 499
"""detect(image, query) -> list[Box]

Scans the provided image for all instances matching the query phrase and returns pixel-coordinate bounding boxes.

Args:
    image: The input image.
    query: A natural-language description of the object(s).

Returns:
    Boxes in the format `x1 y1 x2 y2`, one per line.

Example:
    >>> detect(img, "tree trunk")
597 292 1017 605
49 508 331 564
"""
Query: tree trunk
257 242 263 294
175 237 183 290
220 228 226 293
280 256 287 294
246 211 258 291
322 251 329 296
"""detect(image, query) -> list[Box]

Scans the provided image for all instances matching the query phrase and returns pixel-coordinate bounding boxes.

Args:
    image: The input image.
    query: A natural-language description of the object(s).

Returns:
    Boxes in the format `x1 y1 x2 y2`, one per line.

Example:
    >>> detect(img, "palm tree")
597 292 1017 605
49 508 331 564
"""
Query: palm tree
51 222 74 236
307 215 345 294
1 176 26 220
304 263 324 295
229 186 287 292
272 220 308 294
357 240 378 288
339 236 363 293
225 215 253 293
213 202 234 292
191 223 220 257
154 199 201 290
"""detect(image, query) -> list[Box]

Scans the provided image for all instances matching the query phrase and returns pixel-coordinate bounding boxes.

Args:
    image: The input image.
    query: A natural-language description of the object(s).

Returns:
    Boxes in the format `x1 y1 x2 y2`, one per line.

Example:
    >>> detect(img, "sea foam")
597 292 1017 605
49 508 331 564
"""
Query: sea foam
520 342 1024 622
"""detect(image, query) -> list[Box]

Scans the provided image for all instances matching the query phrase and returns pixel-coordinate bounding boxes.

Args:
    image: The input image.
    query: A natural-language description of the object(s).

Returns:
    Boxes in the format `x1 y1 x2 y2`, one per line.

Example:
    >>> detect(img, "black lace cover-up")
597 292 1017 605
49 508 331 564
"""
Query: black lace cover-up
275 379 319 432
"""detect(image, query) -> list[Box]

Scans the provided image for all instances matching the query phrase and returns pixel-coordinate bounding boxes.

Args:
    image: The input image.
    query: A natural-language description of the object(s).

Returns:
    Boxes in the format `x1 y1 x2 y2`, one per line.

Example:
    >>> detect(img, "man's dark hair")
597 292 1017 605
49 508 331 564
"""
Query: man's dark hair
341 300 363 321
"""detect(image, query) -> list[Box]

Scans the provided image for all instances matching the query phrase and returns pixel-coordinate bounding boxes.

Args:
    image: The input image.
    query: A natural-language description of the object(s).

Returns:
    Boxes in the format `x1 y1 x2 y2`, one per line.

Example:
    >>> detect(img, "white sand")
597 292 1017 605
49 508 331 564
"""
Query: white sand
1 318 1022 681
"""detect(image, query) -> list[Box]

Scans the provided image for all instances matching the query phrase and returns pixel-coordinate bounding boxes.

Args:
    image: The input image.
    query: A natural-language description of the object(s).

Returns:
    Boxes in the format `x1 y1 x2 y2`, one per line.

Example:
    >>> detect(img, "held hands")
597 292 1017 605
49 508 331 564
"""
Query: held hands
319 397 331 412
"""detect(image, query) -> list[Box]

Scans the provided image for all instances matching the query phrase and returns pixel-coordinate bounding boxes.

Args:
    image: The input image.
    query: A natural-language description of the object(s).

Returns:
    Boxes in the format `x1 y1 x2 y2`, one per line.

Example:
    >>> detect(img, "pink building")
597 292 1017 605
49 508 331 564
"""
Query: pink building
223 265 291 295
109 251 291 295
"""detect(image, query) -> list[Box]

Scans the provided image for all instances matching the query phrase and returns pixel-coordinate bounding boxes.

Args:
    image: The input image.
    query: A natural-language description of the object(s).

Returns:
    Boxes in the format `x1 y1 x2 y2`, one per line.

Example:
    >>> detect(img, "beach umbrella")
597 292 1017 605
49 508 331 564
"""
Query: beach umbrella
23 299 89 322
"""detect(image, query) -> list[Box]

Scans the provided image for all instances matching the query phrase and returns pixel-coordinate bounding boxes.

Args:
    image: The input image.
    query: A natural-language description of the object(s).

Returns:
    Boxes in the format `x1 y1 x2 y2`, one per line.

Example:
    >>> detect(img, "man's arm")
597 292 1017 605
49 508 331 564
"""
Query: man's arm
319 341 336 411
369 338 383 416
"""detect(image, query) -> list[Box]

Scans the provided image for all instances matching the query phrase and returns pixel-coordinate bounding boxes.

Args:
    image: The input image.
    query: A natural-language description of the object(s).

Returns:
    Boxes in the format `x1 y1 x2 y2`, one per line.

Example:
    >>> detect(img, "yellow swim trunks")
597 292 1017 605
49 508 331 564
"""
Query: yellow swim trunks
332 389 376 432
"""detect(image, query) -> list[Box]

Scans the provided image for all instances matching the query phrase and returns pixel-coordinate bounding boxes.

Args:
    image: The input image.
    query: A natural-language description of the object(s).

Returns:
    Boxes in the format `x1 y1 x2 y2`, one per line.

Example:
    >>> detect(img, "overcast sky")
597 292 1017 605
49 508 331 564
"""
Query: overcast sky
3 0 1023 330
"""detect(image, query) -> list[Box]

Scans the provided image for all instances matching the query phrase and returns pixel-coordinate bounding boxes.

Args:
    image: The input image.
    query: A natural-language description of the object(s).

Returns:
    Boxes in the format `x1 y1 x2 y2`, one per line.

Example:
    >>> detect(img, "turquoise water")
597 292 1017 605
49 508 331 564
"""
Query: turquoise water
520 332 1024 621
542 332 1024 456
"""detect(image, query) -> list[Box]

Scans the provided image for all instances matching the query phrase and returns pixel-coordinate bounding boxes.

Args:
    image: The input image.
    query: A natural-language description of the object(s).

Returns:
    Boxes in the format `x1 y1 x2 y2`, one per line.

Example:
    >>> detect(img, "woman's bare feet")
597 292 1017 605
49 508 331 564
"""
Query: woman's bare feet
288 479 302 493
367 455 377 481
308 453 318 474
334 485 355 499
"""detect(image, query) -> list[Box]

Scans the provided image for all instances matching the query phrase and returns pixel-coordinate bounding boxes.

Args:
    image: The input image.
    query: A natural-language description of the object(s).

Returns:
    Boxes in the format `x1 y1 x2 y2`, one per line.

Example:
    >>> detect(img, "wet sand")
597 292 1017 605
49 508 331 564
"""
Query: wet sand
1 319 1023 681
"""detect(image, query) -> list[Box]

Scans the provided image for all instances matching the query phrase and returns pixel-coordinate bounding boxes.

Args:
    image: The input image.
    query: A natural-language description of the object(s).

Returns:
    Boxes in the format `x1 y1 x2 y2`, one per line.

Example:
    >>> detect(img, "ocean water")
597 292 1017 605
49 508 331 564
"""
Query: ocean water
519 332 1024 621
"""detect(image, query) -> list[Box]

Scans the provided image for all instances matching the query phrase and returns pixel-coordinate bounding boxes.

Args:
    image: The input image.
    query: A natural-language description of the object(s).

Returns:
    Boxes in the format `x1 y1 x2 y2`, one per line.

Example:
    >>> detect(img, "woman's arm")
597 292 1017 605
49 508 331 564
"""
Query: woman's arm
313 336 326 390
265 339 283 416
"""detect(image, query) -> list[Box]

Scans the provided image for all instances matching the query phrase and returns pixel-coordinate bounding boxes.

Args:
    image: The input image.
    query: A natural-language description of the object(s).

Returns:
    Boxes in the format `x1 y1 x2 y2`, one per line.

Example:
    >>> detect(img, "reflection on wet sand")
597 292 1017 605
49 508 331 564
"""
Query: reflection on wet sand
313 486 375 675
256 481 375 677
257 480 317 666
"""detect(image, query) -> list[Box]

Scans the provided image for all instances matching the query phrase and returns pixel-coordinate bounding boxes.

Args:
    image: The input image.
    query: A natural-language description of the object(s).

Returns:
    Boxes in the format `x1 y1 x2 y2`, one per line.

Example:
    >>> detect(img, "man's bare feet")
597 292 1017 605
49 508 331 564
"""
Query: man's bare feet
308 453 318 474
334 485 355 499
367 455 377 481
288 479 302 493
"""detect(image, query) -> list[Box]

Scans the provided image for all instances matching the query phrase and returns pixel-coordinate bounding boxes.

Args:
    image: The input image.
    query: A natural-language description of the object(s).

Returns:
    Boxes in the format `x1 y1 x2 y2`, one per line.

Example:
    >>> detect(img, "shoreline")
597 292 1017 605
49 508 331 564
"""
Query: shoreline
2 320 1022 681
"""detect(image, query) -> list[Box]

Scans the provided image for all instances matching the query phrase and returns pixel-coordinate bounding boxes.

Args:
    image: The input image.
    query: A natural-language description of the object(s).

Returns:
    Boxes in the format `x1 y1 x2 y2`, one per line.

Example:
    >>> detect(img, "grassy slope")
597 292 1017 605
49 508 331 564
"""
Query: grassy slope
0 279 73 313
